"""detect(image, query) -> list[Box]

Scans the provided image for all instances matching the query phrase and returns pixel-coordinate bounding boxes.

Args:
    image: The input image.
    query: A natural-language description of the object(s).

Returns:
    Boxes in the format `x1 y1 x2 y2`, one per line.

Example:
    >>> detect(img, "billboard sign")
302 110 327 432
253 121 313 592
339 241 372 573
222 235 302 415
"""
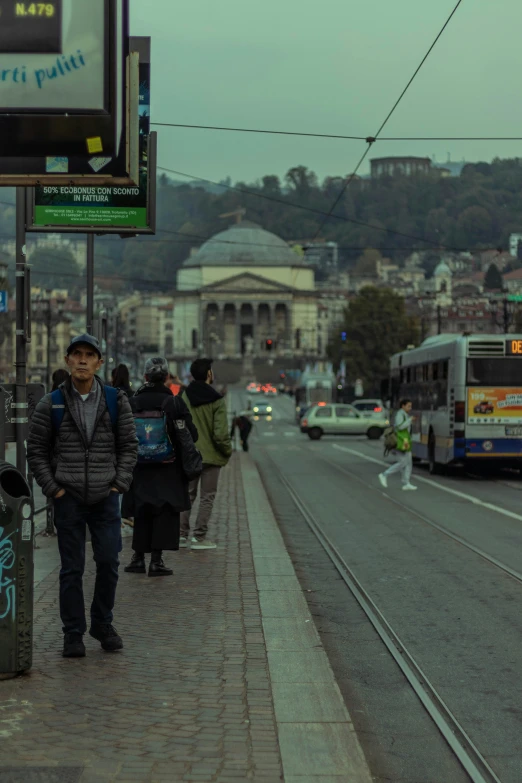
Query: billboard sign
467 387 522 425
0 0 128 160
28 38 155 234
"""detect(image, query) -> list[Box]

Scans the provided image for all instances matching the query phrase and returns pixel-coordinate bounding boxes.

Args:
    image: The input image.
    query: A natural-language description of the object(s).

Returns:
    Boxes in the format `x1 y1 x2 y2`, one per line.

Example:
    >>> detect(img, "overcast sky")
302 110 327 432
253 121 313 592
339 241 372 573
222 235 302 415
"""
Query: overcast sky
130 0 522 185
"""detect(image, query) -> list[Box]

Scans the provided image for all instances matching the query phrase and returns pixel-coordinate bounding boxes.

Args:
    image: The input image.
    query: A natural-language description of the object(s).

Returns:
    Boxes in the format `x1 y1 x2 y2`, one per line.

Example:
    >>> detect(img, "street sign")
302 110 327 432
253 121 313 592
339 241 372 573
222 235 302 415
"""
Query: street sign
27 38 155 233
507 295 522 302
0 291 8 313
0 0 135 183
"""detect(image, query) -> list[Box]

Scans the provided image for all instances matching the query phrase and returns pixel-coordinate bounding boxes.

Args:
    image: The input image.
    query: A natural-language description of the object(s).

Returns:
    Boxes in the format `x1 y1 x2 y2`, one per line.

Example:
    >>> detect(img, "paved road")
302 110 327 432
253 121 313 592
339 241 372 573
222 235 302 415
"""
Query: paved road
229 389 522 783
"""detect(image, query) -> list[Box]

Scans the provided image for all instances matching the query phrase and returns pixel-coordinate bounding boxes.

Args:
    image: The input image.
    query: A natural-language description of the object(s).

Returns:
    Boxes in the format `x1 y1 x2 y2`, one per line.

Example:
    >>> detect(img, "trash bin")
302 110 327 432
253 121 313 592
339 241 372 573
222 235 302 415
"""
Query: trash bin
0 460 33 678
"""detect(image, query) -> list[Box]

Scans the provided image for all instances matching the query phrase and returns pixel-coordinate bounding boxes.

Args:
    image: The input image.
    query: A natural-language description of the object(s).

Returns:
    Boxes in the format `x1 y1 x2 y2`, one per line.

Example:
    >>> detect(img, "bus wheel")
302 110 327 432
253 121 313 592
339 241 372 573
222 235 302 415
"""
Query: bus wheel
308 428 323 441
367 427 383 440
428 434 439 474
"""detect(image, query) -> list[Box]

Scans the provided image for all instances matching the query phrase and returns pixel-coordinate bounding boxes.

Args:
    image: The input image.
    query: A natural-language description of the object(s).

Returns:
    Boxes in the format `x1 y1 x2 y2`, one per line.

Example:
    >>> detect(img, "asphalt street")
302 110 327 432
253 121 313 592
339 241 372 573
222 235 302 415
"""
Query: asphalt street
229 389 522 783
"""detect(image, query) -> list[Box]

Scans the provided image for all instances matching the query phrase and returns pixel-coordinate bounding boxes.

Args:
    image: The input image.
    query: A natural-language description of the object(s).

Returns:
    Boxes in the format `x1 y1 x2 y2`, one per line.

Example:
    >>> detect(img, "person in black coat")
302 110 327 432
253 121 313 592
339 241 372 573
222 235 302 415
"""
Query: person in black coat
123 357 198 577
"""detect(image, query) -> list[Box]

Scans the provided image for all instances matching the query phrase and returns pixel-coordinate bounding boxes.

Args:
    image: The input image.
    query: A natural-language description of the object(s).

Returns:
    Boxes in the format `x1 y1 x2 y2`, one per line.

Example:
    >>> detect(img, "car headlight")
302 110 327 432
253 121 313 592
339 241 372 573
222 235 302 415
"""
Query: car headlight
267 407 272 413
253 407 259 413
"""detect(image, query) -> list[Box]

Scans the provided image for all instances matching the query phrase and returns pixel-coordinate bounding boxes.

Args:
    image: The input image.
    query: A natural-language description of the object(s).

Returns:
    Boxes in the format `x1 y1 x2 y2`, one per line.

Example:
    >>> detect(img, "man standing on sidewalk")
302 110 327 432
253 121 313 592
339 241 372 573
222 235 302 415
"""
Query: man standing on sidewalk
27 334 138 658
181 358 232 550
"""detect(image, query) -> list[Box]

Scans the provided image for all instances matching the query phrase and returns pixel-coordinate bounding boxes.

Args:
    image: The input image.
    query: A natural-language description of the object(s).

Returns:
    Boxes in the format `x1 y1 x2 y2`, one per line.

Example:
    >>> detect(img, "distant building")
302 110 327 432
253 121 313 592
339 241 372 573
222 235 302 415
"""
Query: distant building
503 268 522 294
509 233 522 258
370 156 432 178
174 221 320 360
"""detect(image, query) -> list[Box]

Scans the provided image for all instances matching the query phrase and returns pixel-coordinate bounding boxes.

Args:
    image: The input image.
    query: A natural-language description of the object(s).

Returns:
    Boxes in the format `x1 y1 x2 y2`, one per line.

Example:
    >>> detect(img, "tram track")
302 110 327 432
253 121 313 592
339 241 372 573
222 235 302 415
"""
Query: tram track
261 445 505 783
313 447 522 588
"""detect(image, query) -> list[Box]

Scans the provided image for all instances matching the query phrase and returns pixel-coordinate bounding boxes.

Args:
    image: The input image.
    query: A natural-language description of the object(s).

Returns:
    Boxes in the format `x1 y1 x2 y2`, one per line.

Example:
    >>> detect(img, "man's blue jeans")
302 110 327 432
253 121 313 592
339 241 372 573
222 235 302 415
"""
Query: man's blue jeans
53 492 121 634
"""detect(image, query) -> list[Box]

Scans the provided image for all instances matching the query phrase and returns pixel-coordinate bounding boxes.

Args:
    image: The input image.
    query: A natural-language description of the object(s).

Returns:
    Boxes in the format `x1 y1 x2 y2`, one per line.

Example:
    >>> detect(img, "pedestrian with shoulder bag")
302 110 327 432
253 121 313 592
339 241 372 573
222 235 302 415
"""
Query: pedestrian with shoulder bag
378 398 418 491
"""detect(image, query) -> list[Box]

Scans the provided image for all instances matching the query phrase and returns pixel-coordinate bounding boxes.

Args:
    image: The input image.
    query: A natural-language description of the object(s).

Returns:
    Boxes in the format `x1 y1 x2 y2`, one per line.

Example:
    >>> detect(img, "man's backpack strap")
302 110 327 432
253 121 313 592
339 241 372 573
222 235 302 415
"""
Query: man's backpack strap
51 389 66 432
104 385 119 431
51 384 119 434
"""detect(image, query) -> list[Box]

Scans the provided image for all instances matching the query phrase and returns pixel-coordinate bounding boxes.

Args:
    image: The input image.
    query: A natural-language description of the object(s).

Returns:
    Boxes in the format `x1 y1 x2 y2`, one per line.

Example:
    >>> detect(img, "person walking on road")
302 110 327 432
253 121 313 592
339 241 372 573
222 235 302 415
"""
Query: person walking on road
123 357 200 577
180 358 232 550
27 334 138 659
231 402 254 452
379 399 417 491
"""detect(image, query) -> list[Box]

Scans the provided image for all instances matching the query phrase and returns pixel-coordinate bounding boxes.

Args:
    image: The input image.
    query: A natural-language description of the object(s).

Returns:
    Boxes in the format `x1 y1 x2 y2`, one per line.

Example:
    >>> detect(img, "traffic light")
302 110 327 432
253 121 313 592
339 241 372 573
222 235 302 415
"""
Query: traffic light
341 331 347 342
266 339 273 351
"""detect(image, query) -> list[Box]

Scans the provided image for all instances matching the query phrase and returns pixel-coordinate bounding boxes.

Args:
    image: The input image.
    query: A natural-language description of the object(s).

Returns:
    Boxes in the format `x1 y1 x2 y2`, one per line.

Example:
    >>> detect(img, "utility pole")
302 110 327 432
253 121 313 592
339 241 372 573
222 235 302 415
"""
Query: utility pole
34 293 66 390
15 188 29 476
437 305 442 335
86 234 94 335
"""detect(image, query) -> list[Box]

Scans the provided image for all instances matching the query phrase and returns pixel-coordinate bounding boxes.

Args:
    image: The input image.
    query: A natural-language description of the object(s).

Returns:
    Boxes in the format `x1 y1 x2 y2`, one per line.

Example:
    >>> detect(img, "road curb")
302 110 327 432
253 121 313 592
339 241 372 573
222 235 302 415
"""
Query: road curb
240 452 373 782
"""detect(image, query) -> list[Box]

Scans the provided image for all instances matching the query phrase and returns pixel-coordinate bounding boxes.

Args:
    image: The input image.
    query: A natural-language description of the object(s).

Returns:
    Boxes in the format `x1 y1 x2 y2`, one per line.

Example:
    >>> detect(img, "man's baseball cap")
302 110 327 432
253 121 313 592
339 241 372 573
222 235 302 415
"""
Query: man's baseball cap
66 333 102 358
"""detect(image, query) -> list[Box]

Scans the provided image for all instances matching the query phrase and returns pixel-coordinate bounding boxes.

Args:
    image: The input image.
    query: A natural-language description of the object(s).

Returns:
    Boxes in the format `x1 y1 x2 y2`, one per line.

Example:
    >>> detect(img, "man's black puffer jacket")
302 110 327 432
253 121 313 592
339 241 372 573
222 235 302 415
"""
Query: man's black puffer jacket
27 377 138 505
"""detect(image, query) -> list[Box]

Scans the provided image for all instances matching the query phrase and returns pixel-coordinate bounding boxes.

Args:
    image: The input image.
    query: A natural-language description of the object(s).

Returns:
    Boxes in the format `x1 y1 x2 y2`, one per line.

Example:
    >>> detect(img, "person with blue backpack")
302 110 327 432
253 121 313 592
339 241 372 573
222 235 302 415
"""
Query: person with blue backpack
123 357 200 577
27 334 138 659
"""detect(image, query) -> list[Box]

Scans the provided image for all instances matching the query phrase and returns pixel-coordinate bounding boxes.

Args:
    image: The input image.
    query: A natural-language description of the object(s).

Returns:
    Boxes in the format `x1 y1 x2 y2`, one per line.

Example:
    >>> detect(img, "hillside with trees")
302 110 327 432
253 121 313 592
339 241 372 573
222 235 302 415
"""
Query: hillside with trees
2 158 522 290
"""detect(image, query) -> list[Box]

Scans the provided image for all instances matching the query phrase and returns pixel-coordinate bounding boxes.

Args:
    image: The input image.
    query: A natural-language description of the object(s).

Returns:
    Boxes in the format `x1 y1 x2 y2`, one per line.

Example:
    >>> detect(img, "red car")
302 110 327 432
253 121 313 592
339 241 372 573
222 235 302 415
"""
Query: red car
474 401 494 414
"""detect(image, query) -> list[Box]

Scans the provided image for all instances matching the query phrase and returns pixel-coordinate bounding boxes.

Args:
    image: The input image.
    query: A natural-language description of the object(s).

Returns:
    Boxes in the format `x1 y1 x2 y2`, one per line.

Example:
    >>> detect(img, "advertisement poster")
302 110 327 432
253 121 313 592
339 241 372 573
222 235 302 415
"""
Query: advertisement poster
31 55 154 233
467 388 522 424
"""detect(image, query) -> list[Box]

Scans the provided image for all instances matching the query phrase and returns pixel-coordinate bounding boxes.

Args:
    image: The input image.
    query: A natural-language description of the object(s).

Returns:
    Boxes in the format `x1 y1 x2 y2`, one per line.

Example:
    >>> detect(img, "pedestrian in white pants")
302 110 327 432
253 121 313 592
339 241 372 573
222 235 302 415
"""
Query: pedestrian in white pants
379 399 417 491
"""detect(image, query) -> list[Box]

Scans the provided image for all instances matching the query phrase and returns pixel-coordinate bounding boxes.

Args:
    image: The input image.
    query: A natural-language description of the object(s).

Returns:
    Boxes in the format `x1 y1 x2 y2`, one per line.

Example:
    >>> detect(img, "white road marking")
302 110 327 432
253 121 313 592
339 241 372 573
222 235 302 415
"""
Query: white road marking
262 432 276 437
332 444 522 524
284 431 297 437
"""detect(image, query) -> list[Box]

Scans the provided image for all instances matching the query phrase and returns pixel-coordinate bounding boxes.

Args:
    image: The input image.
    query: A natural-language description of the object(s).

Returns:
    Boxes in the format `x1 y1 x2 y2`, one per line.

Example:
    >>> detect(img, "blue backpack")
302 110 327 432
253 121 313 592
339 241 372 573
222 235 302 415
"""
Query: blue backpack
51 385 119 433
133 403 175 464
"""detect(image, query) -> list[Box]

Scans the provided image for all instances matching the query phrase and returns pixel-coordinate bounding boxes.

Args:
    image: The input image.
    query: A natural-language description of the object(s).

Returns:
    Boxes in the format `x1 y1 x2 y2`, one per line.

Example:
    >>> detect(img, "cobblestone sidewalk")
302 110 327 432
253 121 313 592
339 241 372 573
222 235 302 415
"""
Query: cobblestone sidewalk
0 455 284 783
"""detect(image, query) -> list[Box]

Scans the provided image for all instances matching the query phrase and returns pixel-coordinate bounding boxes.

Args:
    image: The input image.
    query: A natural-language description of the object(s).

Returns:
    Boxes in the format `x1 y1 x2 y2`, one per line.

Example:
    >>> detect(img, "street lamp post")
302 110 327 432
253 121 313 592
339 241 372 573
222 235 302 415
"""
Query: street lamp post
34 292 66 389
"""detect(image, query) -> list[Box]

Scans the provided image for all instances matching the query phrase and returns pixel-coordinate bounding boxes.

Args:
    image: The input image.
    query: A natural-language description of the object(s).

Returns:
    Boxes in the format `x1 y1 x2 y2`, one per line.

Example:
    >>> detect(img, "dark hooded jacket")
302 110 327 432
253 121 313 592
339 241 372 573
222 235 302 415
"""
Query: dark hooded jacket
27 376 138 504
122 383 198 514
182 381 232 467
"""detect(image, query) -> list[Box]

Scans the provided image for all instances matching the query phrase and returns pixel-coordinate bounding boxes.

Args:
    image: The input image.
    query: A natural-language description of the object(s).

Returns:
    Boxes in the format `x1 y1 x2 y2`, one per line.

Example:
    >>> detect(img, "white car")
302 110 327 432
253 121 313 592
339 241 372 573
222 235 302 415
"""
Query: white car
301 403 388 440
351 399 388 420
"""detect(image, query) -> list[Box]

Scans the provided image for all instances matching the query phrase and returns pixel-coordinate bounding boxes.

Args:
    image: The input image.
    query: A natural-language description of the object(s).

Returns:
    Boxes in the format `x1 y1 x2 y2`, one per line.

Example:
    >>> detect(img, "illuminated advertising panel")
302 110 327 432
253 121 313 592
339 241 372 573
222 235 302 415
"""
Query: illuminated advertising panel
0 0 129 160
467 388 522 425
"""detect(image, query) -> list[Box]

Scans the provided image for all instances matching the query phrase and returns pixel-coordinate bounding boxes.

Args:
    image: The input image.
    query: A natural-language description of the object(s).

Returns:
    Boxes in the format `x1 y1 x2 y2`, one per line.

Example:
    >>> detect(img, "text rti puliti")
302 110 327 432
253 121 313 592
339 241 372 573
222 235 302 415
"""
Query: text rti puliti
0 50 86 90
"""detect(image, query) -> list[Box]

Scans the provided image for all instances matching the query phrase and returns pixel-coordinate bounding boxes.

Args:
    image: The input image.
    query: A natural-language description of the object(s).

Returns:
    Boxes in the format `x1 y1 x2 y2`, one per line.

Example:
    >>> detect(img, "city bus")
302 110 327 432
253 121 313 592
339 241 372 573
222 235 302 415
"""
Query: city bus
386 333 522 473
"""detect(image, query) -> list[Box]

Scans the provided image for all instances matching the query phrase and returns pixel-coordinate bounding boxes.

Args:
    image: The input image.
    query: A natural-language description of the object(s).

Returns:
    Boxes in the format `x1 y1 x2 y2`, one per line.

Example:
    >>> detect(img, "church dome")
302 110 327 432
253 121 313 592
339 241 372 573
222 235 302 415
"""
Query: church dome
434 260 452 277
183 221 301 267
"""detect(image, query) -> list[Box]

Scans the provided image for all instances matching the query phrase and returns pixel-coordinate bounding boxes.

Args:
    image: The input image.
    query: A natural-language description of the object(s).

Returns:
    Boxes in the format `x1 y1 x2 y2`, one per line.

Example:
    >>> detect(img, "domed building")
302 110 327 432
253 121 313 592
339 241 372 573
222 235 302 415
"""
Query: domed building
174 221 319 360
433 259 452 305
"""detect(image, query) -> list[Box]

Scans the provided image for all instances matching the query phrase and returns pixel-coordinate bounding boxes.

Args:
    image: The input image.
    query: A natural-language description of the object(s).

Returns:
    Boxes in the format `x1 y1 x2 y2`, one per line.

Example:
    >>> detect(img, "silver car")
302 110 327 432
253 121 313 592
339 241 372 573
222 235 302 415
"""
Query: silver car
301 404 389 440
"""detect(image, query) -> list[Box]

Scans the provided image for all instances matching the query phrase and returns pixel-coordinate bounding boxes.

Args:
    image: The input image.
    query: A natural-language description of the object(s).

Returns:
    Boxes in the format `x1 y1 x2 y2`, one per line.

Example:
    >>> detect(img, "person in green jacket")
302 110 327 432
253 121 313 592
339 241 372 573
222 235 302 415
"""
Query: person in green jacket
180 358 232 549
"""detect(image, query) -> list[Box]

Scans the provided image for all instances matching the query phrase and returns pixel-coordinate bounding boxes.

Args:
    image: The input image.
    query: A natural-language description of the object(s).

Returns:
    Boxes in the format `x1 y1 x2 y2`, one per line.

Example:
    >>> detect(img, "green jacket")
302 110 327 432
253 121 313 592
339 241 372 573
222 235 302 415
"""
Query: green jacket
182 389 232 467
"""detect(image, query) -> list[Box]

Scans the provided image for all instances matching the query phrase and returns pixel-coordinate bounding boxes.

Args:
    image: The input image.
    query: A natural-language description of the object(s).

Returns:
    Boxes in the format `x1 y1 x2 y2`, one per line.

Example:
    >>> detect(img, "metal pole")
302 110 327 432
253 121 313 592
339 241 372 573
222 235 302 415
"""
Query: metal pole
46 303 52 391
15 188 28 476
86 234 94 335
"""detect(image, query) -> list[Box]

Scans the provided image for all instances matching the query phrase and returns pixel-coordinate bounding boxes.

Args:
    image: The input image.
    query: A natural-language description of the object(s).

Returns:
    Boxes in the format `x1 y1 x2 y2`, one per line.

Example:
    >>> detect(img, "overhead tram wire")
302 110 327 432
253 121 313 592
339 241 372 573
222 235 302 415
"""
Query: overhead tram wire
157 165 452 251
312 0 465 240
151 122 522 143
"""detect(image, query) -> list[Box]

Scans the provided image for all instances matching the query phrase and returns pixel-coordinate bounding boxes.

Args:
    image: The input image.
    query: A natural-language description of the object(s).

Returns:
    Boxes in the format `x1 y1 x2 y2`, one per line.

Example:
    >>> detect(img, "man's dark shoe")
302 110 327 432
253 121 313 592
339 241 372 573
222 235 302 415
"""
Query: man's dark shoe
124 552 146 574
89 623 123 652
148 559 173 577
63 632 86 658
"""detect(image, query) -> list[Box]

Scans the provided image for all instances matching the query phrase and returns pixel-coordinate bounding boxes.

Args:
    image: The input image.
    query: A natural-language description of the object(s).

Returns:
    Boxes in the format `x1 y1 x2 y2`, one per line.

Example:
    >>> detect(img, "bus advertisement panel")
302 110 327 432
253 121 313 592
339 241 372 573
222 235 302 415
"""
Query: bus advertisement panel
467 388 522 425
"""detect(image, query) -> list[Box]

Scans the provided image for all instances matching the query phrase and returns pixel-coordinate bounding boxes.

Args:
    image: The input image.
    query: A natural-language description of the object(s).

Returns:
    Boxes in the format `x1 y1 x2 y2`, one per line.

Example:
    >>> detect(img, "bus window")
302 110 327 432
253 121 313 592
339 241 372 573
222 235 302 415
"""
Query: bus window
467 358 521 386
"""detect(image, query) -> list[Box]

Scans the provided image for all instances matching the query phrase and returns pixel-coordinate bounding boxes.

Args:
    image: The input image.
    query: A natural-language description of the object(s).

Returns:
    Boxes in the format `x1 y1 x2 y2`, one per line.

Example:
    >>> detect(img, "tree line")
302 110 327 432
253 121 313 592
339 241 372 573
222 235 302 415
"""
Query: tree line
2 157 522 292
